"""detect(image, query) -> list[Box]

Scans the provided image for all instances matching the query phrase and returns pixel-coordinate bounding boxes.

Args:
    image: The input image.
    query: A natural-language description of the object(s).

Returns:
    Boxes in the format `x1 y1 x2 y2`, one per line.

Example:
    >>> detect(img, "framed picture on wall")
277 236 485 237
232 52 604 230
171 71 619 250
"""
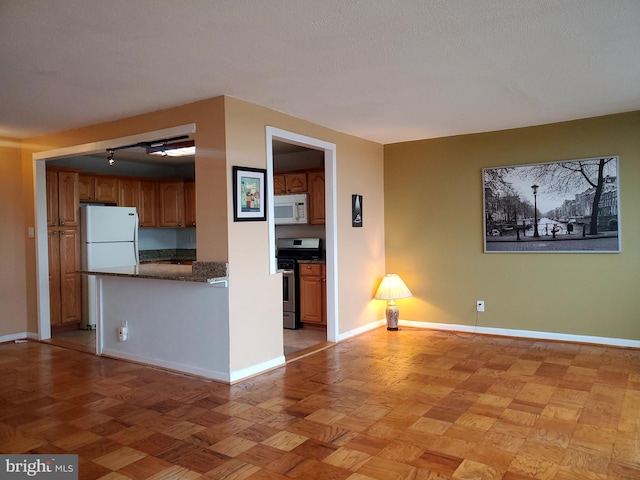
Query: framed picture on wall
483 156 620 253
233 166 267 221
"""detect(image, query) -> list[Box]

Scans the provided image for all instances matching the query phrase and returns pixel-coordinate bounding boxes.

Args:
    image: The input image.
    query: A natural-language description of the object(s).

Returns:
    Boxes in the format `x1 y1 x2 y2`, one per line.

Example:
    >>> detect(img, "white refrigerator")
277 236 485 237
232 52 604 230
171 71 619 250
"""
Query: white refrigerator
81 205 139 329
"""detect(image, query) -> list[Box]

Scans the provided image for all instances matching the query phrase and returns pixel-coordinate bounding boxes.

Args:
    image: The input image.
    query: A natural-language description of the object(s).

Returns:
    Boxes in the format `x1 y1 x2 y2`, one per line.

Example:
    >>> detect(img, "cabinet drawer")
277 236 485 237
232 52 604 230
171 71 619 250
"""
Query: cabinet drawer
299 263 323 276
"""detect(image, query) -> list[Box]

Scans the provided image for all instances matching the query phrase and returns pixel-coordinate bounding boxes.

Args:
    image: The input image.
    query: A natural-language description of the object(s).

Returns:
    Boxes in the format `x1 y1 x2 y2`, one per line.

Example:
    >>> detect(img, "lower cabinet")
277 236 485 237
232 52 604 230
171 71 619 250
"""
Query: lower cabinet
299 263 326 327
48 228 81 326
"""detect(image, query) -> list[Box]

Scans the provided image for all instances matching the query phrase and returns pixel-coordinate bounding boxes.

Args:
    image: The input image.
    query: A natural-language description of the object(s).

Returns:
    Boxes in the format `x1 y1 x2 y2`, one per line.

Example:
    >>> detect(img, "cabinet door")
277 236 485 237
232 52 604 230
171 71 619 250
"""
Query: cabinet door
78 174 94 202
95 176 118 202
118 178 140 208
307 171 325 225
184 180 196 227
285 173 307 193
59 229 81 324
48 230 61 326
158 181 185 227
273 174 286 195
57 171 79 227
138 180 158 227
299 264 325 325
300 275 324 324
46 171 59 227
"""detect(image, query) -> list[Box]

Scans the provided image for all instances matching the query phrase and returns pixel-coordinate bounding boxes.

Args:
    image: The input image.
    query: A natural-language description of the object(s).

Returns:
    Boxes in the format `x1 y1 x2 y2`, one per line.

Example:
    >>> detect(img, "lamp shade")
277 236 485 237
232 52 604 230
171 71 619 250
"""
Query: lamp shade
374 274 412 300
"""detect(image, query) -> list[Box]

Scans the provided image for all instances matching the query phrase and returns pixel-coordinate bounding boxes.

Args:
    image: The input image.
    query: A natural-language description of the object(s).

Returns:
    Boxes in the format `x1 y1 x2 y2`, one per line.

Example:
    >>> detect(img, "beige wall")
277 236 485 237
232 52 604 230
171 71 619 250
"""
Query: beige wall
223 97 385 372
384 111 640 340
7 95 386 377
0 138 28 336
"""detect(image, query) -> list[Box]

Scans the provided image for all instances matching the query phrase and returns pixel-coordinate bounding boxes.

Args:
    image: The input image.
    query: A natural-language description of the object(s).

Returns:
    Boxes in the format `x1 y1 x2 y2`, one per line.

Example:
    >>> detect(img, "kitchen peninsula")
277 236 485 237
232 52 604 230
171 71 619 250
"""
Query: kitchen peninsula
79 261 232 382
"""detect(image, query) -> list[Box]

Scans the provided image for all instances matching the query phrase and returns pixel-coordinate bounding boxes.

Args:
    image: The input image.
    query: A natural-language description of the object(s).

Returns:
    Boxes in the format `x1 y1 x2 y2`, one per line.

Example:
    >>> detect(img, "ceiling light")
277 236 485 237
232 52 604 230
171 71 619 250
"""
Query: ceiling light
147 140 195 157
107 149 115 166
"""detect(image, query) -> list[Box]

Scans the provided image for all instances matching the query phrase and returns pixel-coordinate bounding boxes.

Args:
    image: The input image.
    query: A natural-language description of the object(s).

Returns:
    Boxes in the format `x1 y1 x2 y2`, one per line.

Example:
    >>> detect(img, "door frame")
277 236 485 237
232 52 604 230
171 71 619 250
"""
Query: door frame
33 124 196 347
266 126 339 342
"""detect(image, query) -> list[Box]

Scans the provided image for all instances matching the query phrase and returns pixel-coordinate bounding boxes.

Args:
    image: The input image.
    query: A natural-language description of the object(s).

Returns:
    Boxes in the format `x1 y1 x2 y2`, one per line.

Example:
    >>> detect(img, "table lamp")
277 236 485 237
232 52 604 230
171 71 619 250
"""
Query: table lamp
375 274 412 331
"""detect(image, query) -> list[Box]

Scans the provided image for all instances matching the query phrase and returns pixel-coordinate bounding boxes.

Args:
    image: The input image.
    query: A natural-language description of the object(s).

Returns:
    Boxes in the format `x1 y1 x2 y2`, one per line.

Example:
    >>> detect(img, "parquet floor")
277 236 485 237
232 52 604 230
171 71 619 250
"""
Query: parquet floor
2 327 640 479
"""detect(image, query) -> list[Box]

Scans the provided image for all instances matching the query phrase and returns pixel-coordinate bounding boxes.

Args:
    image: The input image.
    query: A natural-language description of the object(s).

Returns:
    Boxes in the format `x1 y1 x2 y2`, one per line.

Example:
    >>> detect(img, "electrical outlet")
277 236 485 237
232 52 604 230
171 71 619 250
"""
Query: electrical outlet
118 321 128 341
476 300 485 312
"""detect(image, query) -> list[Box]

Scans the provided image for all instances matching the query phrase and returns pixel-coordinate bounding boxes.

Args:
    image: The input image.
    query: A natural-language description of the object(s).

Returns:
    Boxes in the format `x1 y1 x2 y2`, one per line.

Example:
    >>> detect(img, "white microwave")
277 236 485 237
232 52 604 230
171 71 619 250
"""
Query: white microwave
273 194 308 225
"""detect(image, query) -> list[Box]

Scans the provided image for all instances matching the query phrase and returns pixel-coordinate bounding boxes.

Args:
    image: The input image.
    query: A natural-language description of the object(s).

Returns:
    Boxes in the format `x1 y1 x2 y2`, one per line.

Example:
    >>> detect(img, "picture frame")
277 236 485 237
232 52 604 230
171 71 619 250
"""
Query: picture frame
233 166 267 222
352 194 363 227
482 156 620 253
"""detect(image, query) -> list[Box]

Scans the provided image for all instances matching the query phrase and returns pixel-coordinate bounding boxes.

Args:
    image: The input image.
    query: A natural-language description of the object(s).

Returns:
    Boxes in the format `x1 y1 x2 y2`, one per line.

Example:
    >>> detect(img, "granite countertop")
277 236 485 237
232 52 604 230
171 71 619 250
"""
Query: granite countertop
139 249 196 263
297 259 325 264
78 261 228 284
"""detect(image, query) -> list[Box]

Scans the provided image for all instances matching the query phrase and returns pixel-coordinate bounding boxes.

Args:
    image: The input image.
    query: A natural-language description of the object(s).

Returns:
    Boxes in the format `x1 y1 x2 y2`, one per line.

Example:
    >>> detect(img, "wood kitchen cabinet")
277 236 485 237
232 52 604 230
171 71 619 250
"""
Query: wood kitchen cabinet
48 229 82 326
307 170 325 225
79 174 118 203
273 172 307 194
299 263 326 327
158 180 185 227
184 180 196 227
46 167 81 327
117 178 140 209
46 169 79 228
138 180 158 227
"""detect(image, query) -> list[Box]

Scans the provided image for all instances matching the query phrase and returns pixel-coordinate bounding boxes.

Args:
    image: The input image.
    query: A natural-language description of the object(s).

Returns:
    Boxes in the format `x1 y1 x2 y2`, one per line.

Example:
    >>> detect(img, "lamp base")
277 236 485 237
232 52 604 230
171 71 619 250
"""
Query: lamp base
386 301 399 331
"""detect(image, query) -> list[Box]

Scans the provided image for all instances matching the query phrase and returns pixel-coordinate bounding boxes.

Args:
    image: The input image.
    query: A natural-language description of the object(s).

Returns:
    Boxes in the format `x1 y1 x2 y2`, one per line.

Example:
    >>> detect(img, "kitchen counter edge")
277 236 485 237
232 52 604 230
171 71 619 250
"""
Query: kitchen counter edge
78 261 228 284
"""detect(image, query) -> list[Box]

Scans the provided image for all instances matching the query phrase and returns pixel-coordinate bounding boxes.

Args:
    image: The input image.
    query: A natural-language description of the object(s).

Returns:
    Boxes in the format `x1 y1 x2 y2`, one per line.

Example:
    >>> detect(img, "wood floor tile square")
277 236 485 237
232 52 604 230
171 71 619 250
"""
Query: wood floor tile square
210 434 258 457
452 459 505 480
116 455 173 480
323 447 371 471
357 455 417 480
93 445 147 470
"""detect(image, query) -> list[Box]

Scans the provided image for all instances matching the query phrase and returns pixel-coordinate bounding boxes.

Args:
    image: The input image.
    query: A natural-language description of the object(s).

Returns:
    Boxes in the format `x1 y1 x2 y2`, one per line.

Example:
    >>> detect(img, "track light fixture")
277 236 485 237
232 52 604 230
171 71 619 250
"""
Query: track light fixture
105 135 191 164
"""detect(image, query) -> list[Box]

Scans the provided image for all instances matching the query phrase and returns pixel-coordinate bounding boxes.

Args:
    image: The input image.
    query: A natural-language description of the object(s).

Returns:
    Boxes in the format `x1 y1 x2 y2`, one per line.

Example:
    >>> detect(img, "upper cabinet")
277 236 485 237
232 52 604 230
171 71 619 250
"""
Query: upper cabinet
158 180 185 227
307 171 325 225
184 180 196 227
79 174 118 203
46 169 79 228
274 172 307 194
117 178 140 209
138 180 158 228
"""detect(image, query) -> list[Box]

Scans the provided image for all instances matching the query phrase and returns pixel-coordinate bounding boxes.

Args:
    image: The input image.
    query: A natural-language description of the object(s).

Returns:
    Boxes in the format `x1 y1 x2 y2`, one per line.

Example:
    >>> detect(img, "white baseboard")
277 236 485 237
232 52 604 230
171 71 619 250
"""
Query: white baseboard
101 348 231 383
0 332 33 344
398 319 640 348
230 355 286 384
337 319 386 342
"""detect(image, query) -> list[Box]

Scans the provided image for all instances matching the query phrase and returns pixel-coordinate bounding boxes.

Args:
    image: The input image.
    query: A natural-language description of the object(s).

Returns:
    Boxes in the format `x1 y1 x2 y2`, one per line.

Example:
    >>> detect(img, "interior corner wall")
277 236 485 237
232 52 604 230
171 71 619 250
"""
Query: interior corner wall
0 137 28 337
383 111 640 340
223 97 385 373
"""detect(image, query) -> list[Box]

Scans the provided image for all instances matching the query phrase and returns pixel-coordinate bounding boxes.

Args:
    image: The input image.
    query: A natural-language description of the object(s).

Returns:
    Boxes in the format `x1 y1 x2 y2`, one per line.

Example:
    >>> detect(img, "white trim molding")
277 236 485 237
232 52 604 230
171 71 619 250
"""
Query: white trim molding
229 355 286 384
337 319 386 342
0 332 35 344
399 319 640 348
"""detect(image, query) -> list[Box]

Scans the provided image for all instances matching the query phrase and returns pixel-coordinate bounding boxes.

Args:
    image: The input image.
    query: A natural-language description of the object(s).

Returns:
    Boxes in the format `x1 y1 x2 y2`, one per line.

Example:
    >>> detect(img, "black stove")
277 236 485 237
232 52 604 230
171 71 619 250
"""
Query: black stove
277 238 322 329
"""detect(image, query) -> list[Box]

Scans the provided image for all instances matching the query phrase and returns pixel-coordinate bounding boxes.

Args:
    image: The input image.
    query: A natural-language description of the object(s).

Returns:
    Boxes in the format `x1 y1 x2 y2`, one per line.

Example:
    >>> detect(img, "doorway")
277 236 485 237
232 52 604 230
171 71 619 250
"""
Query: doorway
33 124 197 351
266 127 338 359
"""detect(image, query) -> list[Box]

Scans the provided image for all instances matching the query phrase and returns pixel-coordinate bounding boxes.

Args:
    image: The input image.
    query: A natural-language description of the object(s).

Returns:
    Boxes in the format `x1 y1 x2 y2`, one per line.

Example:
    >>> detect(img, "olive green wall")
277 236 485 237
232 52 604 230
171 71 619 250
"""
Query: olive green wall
384 111 640 341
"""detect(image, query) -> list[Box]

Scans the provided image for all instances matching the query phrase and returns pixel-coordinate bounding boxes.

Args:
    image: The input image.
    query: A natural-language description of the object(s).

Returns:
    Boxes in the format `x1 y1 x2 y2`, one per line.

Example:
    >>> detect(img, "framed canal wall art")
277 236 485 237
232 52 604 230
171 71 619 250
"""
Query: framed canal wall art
482 156 620 253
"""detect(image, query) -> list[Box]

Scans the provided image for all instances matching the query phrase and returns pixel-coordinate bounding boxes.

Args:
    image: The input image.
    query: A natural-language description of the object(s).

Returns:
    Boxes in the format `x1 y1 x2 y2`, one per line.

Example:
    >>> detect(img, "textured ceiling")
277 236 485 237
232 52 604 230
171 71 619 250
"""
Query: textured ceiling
1 1 639 144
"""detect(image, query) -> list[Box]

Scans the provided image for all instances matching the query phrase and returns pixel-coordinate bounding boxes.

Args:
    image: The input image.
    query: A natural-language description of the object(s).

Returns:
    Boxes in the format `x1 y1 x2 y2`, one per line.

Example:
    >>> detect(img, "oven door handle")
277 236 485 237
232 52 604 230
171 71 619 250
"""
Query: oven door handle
278 269 295 274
